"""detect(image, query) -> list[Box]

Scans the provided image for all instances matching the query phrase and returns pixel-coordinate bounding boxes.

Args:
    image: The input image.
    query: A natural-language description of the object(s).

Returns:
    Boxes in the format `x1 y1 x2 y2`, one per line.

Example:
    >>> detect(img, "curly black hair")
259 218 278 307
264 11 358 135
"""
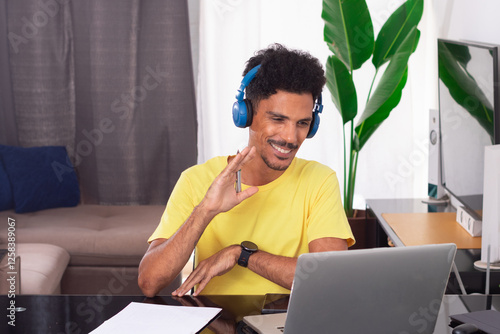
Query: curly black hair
243 44 326 110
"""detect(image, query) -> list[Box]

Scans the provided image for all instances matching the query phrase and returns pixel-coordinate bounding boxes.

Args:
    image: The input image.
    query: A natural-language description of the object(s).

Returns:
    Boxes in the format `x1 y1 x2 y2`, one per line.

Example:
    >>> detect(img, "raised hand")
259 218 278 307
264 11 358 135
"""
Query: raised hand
138 147 260 298
199 146 258 216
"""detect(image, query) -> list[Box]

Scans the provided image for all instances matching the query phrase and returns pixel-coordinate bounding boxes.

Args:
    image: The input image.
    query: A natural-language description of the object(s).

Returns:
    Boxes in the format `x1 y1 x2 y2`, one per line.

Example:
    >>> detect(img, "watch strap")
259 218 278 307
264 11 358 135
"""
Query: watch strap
238 248 252 267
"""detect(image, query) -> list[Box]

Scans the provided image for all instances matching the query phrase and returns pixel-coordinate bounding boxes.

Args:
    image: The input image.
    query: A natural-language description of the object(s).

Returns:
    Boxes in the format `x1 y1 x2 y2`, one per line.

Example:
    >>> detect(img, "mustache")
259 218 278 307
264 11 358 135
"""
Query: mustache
268 139 298 150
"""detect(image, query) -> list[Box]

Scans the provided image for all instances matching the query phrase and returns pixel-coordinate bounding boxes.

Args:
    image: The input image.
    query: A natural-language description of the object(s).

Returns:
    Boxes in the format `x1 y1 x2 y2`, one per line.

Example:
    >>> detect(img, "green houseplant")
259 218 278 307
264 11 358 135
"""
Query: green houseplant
322 0 424 217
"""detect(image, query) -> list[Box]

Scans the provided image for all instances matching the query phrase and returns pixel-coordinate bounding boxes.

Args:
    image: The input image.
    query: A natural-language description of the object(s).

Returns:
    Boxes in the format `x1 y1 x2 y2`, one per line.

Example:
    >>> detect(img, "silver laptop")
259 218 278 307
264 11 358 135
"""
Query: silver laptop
244 244 457 334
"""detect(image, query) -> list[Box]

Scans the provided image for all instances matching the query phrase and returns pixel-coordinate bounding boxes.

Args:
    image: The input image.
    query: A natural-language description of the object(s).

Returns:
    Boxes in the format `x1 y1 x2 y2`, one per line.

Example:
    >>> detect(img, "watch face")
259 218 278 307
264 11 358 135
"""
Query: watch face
241 241 258 252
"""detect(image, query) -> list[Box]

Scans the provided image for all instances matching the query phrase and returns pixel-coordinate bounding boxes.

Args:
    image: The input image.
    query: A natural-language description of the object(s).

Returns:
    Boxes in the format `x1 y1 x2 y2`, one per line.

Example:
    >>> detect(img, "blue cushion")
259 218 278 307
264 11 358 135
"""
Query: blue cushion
0 145 80 213
0 158 14 211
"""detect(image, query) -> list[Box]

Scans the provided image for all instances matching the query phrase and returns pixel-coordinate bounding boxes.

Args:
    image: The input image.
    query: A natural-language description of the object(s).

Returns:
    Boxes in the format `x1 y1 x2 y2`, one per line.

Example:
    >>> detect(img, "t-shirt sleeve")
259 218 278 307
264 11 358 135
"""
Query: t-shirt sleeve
306 172 355 247
148 171 196 243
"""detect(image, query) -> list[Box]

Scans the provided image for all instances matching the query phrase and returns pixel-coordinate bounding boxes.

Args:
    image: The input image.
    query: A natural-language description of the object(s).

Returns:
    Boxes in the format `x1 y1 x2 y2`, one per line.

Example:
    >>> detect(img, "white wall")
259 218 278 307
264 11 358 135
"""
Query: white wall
188 0 500 207
435 0 500 45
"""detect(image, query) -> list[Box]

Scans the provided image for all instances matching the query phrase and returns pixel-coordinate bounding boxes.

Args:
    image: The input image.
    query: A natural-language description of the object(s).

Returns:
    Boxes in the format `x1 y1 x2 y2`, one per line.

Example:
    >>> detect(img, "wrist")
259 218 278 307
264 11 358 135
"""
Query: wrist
194 200 218 223
230 244 241 262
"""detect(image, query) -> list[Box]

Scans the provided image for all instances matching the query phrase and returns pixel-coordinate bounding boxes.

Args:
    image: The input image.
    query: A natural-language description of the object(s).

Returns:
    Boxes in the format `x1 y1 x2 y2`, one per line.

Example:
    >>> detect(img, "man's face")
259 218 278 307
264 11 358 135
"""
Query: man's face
249 90 314 171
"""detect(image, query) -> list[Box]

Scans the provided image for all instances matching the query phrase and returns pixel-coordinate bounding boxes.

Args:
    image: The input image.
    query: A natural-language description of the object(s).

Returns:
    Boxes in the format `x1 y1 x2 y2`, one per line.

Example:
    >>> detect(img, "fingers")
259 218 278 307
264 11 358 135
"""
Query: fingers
172 247 238 297
226 146 256 174
192 277 210 296
171 282 190 297
237 186 259 202
172 273 196 296
201 146 258 214
172 264 209 297
229 147 259 201
239 146 256 166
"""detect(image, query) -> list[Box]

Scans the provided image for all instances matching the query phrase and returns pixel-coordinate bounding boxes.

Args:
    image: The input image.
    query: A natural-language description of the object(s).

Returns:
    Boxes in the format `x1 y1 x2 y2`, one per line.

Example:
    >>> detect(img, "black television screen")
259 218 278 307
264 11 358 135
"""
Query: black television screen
438 39 500 219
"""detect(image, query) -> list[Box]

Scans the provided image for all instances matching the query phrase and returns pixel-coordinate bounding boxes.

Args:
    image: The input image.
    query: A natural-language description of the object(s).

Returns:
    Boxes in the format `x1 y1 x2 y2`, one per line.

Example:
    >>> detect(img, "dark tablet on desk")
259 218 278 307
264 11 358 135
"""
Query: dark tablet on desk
261 294 289 314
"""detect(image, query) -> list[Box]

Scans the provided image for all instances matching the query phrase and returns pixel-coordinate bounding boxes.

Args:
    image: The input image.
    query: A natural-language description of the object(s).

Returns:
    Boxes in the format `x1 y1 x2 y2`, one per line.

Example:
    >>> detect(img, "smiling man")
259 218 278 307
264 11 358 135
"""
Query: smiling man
138 44 354 297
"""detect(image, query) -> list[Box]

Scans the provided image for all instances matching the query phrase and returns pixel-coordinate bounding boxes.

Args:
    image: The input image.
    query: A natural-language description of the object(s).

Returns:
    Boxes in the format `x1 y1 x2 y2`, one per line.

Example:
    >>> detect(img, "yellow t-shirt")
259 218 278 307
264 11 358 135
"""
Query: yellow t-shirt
148 156 354 295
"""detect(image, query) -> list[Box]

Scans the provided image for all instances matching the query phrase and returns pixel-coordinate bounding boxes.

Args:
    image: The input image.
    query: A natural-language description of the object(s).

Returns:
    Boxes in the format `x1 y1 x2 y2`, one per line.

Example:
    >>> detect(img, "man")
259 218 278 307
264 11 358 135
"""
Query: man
138 44 354 297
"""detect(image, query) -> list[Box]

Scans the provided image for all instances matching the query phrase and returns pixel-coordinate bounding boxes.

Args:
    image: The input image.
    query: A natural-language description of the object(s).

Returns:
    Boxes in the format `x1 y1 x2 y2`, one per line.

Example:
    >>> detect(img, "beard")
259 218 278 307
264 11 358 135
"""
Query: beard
261 139 298 171
261 154 290 171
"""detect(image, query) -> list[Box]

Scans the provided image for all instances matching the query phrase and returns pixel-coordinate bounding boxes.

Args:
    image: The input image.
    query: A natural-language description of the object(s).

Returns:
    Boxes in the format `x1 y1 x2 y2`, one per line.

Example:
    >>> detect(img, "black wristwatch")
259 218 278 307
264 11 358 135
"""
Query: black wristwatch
238 241 258 267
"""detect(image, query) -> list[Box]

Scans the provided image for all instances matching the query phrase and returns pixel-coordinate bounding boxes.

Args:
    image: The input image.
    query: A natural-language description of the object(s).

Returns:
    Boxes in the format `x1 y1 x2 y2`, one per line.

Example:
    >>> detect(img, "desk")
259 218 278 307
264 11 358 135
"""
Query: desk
0 294 267 334
366 198 500 294
382 212 481 249
0 294 498 334
366 198 456 248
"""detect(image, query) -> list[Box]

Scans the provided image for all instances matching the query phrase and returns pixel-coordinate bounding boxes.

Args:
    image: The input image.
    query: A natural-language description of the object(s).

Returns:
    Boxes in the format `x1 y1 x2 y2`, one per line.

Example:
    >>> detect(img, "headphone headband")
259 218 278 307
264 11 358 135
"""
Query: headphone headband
235 65 261 101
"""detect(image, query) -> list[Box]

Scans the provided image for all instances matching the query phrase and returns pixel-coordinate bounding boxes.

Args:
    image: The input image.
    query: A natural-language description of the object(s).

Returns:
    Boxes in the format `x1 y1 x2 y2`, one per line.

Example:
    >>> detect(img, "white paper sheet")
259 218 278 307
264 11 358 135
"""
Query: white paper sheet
89 302 222 334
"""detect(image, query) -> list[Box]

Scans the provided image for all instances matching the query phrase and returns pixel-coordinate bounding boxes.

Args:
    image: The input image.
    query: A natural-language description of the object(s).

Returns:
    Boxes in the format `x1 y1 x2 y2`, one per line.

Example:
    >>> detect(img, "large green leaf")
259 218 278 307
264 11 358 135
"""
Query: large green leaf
326 55 357 124
322 0 374 71
354 27 420 151
441 42 471 68
438 41 494 140
372 0 423 69
354 69 408 151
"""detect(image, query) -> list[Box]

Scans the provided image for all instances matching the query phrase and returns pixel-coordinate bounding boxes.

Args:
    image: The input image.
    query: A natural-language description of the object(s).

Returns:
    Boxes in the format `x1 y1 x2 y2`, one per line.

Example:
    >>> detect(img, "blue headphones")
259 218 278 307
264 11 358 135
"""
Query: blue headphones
232 65 323 138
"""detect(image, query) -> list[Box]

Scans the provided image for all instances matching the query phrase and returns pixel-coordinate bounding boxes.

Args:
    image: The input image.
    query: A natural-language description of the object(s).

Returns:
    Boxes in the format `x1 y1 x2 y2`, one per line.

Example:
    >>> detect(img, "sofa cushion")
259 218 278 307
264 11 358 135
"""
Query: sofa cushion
0 145 80 213
0 205 165 266
17 243 70 294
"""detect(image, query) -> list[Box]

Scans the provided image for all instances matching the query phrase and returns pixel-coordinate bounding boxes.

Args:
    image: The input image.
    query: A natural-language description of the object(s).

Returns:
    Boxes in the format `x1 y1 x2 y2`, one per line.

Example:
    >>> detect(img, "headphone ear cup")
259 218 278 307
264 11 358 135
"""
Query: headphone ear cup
232 100 249 128
307 111 320 138
232 99 253 128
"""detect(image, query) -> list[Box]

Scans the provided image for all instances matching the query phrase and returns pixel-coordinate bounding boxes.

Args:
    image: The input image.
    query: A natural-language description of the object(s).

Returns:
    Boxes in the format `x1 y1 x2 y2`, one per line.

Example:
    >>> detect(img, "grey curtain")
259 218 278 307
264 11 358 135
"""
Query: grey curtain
0 0 17 146
0 0 197 205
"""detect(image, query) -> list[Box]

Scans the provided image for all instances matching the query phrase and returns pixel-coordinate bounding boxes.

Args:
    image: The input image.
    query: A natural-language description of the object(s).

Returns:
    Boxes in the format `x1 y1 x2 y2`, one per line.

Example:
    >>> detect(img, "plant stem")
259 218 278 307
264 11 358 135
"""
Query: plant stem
345 122 355 217
342 122 347 210
345 149 359 218
348 149 359 217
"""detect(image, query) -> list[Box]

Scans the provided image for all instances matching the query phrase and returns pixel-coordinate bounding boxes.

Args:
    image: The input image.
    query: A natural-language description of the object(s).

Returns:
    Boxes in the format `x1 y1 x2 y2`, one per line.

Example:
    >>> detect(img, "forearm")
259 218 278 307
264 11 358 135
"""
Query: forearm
247 251 297 290
245 238 348 291
174 246 297 296
138 203 216 297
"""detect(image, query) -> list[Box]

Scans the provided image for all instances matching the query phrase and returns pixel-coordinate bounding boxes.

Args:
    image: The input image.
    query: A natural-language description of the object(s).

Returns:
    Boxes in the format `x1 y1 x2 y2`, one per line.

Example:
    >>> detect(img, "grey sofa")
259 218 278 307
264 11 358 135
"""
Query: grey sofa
0 204 180 295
